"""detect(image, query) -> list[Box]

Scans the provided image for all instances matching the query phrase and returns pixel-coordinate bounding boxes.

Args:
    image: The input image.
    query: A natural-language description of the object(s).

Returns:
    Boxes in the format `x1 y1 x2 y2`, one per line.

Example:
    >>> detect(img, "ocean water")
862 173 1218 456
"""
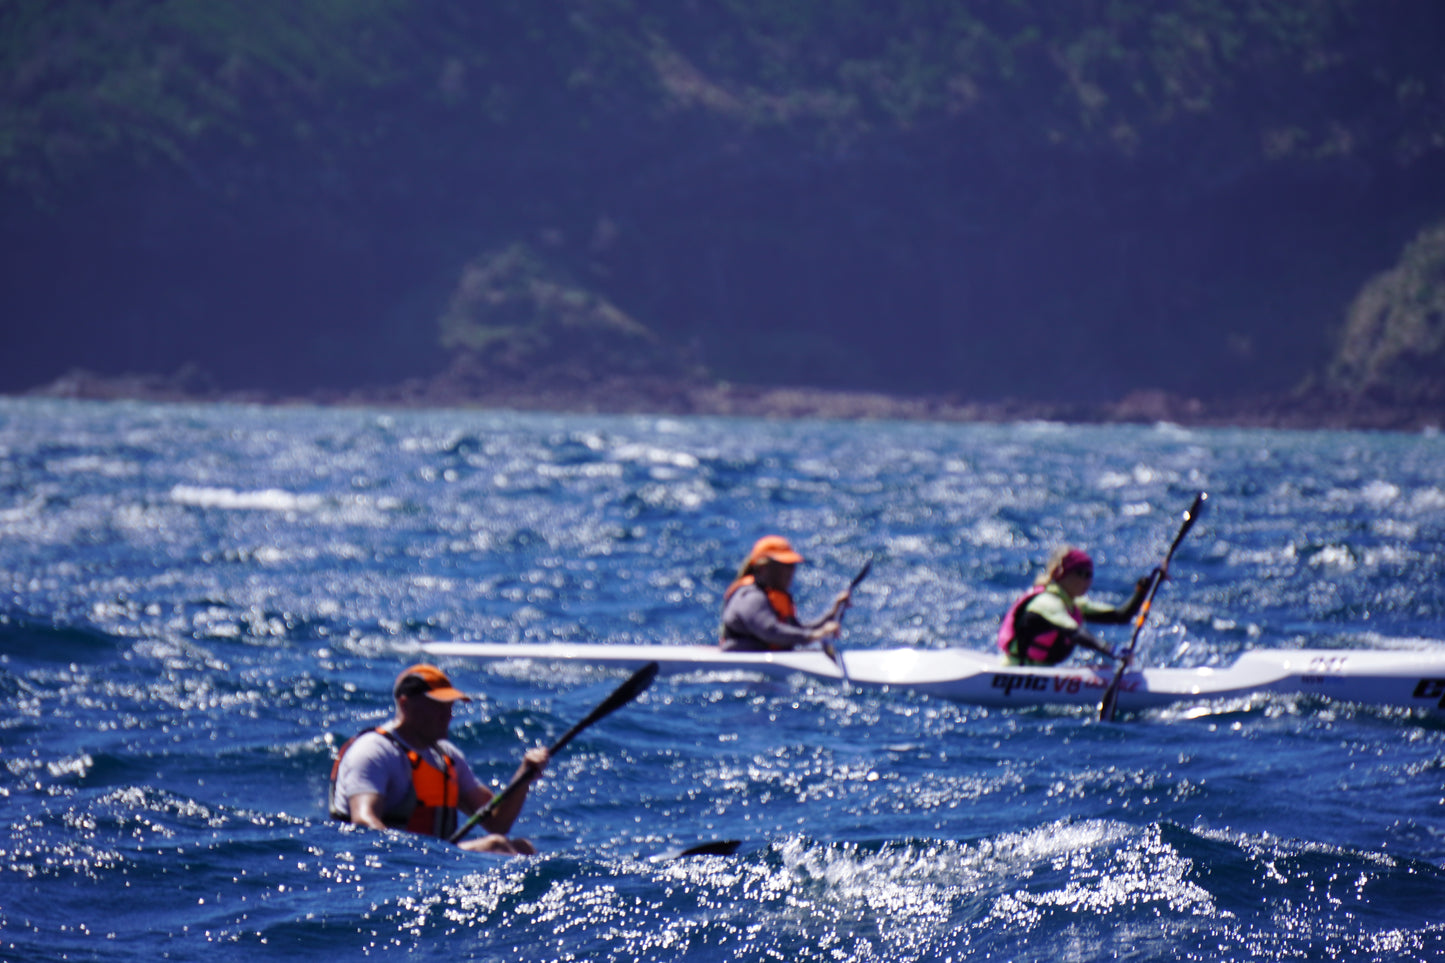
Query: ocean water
1 397 1442 962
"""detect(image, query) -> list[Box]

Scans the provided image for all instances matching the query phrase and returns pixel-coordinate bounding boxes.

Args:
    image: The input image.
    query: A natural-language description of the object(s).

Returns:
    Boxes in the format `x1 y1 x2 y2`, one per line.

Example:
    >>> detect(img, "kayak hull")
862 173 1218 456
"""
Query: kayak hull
417 642 1445 713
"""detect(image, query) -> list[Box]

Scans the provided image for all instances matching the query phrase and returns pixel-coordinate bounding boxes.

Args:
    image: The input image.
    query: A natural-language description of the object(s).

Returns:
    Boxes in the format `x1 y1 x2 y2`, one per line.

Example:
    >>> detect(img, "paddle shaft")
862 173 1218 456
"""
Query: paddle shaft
847 557 873 594
1098 492 1207 722
824 557 872 684
448 660 659 844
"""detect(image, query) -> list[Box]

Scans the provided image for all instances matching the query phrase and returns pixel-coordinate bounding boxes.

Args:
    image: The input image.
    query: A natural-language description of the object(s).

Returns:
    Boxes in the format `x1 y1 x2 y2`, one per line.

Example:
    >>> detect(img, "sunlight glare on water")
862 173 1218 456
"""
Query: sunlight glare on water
1 399 1443 961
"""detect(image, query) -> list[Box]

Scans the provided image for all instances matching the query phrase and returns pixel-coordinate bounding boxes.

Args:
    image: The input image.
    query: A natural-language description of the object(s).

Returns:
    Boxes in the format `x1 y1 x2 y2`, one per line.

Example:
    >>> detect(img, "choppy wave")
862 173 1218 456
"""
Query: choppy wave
4 808 1440 962
1 399 1443 962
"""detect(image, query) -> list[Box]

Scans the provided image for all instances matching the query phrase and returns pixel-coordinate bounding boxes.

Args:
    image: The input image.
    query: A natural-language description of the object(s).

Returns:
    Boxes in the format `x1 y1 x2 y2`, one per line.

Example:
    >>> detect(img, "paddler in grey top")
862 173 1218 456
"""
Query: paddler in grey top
329 664 550 855
719 535 851 651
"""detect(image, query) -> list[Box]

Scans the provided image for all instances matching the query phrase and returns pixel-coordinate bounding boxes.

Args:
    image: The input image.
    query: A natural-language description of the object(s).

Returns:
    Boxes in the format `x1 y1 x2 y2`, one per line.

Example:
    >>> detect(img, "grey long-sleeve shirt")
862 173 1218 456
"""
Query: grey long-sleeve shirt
719 583 819 651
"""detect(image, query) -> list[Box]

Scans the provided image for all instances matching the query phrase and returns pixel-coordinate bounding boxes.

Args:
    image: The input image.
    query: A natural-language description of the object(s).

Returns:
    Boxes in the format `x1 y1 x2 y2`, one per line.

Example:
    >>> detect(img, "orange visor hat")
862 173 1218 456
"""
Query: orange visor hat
393 664 473 702
749 535 803 565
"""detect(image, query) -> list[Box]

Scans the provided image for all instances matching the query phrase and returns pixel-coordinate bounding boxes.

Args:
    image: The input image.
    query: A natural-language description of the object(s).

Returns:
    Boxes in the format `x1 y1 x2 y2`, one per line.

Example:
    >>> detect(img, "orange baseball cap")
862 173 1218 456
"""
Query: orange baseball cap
748 534 803 565
393 664 473 702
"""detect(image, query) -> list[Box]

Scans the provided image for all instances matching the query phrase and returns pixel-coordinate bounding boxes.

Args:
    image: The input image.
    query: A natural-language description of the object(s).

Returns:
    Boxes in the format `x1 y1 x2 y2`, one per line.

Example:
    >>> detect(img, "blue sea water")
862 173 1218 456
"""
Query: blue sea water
1 397 1443 962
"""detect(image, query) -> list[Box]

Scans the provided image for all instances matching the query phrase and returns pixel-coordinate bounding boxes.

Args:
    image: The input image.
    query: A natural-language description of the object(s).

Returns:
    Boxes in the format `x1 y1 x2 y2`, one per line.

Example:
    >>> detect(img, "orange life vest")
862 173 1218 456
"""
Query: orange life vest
723 575 796 621
329 727 461 838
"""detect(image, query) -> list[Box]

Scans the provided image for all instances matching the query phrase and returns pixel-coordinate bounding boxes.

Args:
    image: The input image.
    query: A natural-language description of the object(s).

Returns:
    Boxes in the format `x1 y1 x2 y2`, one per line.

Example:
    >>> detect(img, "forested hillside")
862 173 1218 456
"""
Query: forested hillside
4 1 1444 410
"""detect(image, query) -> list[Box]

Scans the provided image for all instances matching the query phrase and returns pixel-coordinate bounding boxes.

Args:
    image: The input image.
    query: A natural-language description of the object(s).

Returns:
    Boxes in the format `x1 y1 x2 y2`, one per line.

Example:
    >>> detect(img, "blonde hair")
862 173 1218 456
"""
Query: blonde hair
1036 545 1082 586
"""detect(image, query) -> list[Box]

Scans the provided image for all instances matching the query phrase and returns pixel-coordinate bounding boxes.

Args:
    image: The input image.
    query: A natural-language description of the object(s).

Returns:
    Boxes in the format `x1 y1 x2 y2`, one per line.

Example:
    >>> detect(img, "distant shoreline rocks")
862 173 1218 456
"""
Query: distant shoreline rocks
18 364 1445 433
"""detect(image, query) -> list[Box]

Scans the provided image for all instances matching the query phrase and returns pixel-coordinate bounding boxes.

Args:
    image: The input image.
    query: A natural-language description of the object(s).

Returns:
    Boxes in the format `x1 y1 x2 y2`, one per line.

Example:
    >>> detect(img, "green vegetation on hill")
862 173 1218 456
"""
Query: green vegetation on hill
1331 224 1445 402
9 2 1438 186
439 242 674 374
0 0 407 197
2 1 1443 404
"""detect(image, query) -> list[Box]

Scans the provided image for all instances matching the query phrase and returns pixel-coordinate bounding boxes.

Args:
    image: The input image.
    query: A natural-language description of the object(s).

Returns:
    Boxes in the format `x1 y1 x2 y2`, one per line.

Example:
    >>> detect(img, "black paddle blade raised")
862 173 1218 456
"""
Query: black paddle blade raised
549 660 660 756
1162 493 1208 574
1098 493 1208 722
648 839 743 861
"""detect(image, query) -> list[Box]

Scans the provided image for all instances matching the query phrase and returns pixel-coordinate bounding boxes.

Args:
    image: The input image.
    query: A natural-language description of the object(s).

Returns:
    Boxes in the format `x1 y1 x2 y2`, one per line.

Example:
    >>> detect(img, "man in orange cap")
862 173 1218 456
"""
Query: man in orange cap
329 664 550 854
719 535 852 651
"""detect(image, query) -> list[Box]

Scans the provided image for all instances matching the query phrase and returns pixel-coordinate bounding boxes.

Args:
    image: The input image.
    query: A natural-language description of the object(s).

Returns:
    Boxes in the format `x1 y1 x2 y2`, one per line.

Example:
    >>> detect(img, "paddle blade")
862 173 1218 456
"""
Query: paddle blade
822 641 850 684
1098 667 1126 722
1163 493 1208 573
649 839 743 861
550 660 660 754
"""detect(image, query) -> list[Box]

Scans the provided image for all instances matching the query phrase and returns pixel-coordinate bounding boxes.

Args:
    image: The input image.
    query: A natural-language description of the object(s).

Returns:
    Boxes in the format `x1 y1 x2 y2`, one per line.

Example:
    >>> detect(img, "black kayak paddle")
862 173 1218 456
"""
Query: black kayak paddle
823 557 872 684
449 660 660 844
647 839 744 861
1098 493 1207 722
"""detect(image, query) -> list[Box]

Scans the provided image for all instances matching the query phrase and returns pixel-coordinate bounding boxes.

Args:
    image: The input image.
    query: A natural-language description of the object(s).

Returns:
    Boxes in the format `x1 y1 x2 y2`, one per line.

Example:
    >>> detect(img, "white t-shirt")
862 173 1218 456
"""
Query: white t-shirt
331 728 484 821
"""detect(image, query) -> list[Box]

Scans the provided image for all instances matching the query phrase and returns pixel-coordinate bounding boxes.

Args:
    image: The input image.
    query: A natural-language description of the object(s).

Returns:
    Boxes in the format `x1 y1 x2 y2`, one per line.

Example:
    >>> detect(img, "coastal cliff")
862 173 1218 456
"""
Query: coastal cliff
4 2 1444 422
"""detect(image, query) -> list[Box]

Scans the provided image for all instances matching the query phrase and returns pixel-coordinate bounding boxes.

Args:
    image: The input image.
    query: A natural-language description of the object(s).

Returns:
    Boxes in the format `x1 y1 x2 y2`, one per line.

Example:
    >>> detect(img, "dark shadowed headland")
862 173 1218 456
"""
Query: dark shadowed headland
23 361 1444 434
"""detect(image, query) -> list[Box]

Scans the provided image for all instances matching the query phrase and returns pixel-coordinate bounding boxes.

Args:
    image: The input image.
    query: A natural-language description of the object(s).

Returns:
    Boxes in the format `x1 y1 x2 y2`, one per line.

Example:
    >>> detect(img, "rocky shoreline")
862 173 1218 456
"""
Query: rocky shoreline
18 363 1445 433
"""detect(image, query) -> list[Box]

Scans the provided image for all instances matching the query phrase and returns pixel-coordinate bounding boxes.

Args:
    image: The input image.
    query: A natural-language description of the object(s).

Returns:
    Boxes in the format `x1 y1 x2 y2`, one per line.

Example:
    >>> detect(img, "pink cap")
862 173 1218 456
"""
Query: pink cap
1055 549 1094 577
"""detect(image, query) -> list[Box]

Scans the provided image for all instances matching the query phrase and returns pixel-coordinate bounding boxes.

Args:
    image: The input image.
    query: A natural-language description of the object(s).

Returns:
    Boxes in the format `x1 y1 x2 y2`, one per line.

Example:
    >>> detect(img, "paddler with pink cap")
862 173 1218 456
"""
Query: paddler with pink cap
997 546 1155 666
719 535 853 652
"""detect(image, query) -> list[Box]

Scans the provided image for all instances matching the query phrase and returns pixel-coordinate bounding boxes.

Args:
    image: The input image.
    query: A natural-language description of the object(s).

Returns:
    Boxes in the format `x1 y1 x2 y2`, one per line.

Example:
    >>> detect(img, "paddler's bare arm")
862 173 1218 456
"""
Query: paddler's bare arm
347 792 389 831
1072 627 1124 662
463 746 550 836
808 619 842 640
